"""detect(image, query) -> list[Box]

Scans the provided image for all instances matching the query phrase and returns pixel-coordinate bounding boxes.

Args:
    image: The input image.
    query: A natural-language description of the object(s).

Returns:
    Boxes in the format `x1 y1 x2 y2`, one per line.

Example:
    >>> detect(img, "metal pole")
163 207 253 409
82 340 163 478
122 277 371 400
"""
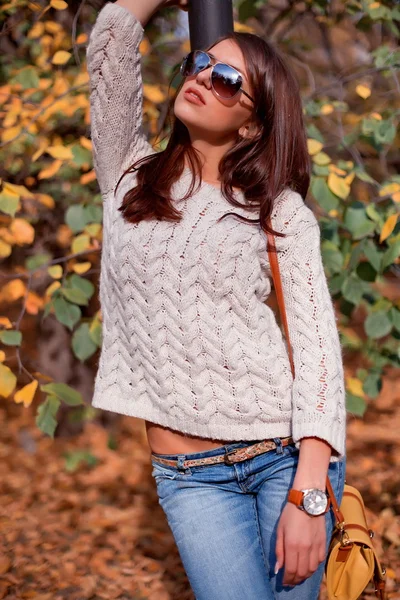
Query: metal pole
188 0 234 51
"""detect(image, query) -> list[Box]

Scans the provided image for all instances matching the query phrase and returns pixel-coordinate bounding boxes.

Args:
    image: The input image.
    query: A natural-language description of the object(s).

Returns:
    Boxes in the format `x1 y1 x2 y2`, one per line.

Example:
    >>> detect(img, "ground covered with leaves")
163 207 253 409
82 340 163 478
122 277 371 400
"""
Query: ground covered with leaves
1 366 399 599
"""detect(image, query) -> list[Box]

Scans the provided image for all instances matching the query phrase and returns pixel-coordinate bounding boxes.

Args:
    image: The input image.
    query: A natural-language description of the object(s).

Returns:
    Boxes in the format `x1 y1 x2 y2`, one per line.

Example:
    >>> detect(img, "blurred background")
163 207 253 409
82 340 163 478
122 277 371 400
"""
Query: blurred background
0 0 399 598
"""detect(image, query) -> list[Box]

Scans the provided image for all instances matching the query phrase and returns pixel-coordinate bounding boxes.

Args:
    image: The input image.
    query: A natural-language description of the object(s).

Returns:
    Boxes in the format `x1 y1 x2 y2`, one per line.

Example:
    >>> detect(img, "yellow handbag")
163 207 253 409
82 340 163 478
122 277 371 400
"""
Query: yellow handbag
266 218 387 600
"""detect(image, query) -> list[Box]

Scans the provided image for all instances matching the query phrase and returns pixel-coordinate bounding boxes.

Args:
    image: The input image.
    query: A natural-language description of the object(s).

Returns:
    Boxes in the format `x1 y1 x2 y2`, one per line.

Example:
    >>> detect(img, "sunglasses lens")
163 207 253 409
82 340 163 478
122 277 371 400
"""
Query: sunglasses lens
212 63 242 98
180 50 209 77
180 51 243 99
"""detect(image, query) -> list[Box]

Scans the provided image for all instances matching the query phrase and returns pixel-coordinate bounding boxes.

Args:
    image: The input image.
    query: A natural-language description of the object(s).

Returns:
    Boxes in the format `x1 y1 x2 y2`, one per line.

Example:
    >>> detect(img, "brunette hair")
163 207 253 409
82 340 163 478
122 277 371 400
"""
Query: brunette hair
116 30 311 240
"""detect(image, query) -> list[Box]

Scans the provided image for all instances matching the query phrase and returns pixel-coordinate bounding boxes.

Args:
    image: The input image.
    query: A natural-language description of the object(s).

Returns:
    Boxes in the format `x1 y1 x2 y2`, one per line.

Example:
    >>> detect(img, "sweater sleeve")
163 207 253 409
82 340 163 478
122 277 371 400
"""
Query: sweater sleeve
270 190 347 462
86 2 154 197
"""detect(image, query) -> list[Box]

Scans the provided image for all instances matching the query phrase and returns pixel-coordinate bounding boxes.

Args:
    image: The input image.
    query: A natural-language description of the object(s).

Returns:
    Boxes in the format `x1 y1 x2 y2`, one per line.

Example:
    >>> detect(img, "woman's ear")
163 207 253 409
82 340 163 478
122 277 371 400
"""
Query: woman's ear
238 122 261 141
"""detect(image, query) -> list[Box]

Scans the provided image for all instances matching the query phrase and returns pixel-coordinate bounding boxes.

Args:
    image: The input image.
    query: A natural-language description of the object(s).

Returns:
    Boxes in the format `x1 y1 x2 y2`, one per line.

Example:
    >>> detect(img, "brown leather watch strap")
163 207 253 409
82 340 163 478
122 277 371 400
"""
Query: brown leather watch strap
288 488 304 506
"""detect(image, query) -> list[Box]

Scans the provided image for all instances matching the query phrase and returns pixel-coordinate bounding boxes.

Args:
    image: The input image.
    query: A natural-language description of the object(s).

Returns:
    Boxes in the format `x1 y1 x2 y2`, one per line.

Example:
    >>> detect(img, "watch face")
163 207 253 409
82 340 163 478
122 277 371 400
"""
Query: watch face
303 489 328 516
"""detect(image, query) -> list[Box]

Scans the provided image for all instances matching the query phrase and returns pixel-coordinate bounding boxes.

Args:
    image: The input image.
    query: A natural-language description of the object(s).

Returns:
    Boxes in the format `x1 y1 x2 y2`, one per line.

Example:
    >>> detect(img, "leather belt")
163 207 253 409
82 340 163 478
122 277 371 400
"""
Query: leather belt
151 436 294 469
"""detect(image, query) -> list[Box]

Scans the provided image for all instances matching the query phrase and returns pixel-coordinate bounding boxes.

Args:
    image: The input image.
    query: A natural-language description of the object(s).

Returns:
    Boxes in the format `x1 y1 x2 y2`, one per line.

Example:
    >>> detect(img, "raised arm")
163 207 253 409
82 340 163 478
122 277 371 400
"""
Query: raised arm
86 1 160 197
270 190 347 461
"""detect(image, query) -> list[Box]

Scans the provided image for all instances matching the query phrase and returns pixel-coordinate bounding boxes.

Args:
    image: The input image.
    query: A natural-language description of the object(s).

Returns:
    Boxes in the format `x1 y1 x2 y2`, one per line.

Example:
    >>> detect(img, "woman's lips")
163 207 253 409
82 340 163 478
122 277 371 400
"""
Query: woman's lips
184 89 206 105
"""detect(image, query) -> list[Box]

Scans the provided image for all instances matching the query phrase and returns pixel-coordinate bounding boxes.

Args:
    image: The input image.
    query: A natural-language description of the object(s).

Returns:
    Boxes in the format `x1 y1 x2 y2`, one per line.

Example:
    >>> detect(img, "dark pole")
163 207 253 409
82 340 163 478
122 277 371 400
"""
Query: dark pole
188 0 234 52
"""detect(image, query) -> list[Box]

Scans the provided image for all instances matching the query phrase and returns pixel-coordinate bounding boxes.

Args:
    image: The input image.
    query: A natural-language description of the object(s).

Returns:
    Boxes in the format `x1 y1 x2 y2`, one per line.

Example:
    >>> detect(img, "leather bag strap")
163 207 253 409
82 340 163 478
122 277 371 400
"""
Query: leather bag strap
266 217 345 526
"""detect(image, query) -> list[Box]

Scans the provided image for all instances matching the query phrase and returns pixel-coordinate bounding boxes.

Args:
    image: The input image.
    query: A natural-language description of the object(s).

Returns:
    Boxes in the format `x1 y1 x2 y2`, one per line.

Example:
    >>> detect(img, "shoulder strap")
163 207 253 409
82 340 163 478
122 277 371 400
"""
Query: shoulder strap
266 216 344 524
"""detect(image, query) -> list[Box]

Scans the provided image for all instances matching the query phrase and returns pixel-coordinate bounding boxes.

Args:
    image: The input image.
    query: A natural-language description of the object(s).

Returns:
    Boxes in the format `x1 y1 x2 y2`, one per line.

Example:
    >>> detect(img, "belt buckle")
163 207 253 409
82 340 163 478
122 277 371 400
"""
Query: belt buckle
224 448 244 465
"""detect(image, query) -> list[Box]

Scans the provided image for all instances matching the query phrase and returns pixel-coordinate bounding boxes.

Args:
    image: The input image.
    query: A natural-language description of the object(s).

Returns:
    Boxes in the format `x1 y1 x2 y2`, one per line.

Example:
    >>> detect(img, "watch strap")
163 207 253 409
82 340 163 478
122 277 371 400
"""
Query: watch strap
287 488 304 507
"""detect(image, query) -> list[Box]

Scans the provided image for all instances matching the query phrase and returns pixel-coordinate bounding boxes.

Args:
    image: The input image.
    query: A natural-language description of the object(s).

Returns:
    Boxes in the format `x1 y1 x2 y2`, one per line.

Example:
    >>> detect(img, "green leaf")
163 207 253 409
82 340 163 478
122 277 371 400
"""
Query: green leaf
311 177 339 212
364 311 393 339
69 274 95 300
72 323 98 361
0 330 22 346
11 65 40 90
0 191 19 217
65 204 87 233
341 273 368 305
381 239 400 271
53 296 81 331
36 395 60 438
362 370 383 399
40 382 84 406
389 307 400 333
61 287 89 306
346 393 366 416
63 449 98 472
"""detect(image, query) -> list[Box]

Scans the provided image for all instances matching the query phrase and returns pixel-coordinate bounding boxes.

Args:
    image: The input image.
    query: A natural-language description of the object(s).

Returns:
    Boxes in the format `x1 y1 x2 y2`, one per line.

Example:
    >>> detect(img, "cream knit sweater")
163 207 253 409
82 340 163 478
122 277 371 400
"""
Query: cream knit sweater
86 2 347 462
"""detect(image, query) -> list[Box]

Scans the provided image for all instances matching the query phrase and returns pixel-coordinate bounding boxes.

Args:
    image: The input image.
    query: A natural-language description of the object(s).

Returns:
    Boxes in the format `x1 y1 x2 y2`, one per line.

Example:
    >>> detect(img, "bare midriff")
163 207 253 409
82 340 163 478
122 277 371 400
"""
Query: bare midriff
145 420 239 455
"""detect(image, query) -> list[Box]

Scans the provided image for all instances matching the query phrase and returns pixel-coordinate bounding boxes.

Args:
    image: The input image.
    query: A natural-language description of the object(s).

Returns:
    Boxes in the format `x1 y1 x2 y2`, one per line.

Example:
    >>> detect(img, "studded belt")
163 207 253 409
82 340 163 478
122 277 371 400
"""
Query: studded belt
151 436 294 469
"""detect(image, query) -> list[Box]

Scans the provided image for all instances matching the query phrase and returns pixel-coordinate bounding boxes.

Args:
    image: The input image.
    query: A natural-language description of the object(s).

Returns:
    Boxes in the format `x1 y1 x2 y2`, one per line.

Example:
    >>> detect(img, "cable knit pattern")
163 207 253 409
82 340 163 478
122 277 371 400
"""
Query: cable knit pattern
86 2 347 462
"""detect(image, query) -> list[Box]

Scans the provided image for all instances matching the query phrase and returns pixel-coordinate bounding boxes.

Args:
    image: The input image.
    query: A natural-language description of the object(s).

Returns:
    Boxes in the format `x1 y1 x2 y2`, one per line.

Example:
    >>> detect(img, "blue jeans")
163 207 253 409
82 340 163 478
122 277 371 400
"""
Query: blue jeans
151 437 346 600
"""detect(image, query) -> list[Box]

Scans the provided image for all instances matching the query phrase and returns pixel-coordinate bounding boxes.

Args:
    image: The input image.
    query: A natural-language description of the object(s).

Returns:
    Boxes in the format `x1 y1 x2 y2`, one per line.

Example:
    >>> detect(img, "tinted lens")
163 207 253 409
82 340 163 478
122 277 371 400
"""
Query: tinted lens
212 63 242 98
180 50 209 77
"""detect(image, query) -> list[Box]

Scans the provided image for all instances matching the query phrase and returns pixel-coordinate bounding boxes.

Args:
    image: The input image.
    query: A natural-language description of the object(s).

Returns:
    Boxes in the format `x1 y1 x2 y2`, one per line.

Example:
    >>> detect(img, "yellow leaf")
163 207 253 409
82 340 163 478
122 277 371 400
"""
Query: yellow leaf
35 193 55 209
50 0 68 9
392 192 400 204
76 33 88 44
346 377 365 398
45 21 62 34
79 136 92 151
48 265 63 279
45 281 61 297
143 83 167 104
379 183 400 197
370 2 381 8
344 172 355 186
71 233 91 254
0 280 26 303
0 363 17 398
328 172 351 200
0 239 12 259
9 218 35 245
14 380 39 407
1 125 22 143
52 50 72 66
73 262 91 274
312 152 331 166
25 292 44 315
38 159 62 179
84 223 101 237
329 164 347 176
80 170 97 185
46 145 73 160
0 351 6 362
320 104 334 115
0 317 12 329
380 214 398 243
370 112 382 120
328 209 338 218
28 22 44 38
4 182 34 198
307 139 323 156
356 84 371 99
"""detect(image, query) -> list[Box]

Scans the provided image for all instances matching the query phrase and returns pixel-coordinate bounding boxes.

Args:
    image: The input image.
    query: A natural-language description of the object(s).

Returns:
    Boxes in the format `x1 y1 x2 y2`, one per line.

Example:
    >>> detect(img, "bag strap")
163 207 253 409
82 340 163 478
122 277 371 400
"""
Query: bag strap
266 217 345 526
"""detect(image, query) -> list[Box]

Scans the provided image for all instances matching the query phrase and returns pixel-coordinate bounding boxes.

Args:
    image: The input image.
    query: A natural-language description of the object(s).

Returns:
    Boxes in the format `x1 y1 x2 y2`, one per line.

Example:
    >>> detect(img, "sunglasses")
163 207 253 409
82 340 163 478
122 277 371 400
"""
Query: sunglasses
180 50 255 103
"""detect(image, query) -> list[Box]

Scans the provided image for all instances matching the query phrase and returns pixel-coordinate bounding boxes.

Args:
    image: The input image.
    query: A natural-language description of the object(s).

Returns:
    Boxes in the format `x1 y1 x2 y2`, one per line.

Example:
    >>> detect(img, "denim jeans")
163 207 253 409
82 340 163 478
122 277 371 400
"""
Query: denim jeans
151 437 346 600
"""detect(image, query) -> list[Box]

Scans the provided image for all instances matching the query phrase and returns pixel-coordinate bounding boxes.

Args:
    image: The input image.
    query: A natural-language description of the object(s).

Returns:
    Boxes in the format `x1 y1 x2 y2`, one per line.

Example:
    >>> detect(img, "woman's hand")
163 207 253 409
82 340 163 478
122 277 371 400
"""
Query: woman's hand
275 502 327 586
162 0 189 11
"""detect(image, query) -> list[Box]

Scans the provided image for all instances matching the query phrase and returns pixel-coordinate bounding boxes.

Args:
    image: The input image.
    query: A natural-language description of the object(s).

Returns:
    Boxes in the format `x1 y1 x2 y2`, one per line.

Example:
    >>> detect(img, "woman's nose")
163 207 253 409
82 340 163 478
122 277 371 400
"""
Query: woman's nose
195 66 212 89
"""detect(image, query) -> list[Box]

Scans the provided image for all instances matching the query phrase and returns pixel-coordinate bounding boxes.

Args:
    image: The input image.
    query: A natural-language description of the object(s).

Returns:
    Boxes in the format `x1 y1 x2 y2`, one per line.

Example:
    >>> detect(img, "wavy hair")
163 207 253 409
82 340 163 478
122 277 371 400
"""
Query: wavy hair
116 30 311 240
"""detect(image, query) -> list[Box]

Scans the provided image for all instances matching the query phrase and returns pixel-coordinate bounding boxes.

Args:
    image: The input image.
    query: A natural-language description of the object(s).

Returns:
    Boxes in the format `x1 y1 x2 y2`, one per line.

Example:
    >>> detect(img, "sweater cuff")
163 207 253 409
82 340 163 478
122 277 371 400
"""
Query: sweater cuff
292 412 347 463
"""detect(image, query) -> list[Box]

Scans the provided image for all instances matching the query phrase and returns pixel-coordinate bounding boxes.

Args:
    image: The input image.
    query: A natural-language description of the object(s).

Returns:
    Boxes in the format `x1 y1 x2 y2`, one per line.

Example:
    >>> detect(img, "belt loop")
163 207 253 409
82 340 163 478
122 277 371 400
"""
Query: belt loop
176 454 187 472
273 437 283 454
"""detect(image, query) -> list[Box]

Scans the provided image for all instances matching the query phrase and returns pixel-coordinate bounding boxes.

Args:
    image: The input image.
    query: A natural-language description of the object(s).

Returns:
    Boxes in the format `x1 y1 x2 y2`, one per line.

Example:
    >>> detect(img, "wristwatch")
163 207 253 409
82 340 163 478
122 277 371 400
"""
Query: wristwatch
288 487 330 516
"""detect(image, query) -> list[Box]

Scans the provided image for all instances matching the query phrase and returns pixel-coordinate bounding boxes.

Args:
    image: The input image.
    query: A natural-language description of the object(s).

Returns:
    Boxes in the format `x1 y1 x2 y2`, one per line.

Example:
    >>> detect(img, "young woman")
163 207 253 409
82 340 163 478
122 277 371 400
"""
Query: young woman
86 1 347 598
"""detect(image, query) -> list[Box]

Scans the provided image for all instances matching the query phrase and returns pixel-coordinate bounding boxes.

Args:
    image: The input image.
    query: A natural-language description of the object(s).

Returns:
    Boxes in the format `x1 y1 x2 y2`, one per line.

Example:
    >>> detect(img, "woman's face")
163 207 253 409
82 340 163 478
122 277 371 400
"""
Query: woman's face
174 39 255 143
